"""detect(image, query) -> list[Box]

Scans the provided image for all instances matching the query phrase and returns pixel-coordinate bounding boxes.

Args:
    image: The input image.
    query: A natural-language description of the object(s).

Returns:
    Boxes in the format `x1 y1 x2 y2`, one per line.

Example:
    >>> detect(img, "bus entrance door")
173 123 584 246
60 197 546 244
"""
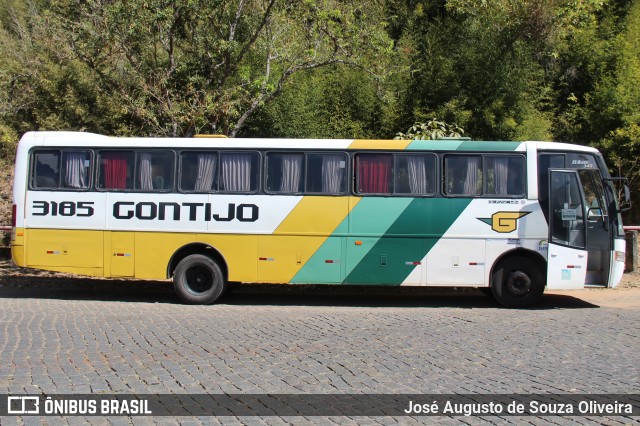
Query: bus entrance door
547 170 588 289
578 169 611 286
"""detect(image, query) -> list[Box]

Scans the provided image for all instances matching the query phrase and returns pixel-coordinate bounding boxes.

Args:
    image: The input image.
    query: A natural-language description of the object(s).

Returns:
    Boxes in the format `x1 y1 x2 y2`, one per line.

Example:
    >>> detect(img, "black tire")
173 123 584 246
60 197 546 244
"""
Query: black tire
173 254 226 304
491 256 544 308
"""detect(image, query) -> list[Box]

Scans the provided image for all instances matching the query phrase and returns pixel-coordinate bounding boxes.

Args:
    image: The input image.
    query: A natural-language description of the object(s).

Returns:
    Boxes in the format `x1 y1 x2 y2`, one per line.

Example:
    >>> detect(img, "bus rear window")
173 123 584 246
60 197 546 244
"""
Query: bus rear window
32 150 91 190
32 151 60 189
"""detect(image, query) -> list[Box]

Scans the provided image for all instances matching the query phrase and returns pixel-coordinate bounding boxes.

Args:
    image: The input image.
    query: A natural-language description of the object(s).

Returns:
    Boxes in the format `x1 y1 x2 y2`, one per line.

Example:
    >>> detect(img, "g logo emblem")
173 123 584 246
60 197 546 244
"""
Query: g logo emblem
478 211 530 233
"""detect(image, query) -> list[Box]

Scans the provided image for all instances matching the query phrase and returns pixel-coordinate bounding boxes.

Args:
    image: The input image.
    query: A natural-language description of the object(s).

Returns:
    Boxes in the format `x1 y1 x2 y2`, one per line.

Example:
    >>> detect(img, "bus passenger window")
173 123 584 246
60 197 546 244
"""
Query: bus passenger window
136 151 174 191
445 156 482 196
180 152 217 192
485 156 524 196
61 151 91 189
395 154 436 195
219 152 259 193
357 154 392 194
99 151 134 190
305 153 347 194
32 151 61 189
266 152 304 194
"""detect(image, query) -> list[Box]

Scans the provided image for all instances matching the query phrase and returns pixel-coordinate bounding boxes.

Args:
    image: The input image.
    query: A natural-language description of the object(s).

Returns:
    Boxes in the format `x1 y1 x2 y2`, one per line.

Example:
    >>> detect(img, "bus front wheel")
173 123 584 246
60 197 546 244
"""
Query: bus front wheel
491 256 544 308
173 254 226 304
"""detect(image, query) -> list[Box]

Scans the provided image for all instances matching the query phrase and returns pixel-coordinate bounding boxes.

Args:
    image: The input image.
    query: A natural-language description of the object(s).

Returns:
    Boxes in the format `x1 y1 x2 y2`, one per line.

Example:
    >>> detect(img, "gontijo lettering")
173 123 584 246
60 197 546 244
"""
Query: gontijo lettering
112 201 259 222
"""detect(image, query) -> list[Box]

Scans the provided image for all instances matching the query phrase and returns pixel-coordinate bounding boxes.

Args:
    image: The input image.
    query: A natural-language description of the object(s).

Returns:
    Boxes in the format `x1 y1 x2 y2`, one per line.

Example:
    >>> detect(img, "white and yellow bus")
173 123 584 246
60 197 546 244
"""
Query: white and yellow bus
11 132 629 307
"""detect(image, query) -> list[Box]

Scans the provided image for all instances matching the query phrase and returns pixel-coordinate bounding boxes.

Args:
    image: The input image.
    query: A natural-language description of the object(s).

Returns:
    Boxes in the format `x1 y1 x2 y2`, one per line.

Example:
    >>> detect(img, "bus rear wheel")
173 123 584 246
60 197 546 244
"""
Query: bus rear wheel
173 254 226 304
491 256 544 308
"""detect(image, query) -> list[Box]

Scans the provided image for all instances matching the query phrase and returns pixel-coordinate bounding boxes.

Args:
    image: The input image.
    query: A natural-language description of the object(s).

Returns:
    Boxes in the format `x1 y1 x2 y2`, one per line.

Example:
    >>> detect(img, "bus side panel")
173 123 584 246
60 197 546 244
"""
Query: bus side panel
110 231 135 277
133 231 192 279
257 235 342 283
424 199 547 287
25 229 103 276
196 234 258 283
426 239 486 286
345 237 425 285
343 197 472 286
258 196 353 284
289 236 344 284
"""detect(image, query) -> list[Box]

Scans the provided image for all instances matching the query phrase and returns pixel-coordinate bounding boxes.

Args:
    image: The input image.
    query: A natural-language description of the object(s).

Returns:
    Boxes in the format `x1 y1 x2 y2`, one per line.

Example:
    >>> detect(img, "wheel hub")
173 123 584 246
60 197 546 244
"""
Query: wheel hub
505 270 532 296
186 267 213 294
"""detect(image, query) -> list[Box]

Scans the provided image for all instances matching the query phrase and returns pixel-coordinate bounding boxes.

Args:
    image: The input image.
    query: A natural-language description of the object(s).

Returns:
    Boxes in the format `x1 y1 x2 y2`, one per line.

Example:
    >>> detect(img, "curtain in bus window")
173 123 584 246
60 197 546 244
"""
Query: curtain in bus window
102 152 128 189
407 156 427 194
359 155 392 193
322 154 344 193
138 153 153 190
463 157 482 195
280 154 303 193
195 153 216 191
64 152 88 189
221 153 252 192
492 157 509 195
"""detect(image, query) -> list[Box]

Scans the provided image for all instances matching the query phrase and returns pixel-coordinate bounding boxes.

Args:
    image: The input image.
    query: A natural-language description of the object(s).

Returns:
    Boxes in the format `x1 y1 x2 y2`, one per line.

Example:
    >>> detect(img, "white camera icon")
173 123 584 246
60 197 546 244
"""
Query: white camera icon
7 396 40 414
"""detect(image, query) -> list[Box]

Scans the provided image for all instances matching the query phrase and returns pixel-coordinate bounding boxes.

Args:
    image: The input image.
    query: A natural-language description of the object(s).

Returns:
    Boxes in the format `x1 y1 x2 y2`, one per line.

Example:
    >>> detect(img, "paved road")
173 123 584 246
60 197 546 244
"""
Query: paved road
0 270 639 424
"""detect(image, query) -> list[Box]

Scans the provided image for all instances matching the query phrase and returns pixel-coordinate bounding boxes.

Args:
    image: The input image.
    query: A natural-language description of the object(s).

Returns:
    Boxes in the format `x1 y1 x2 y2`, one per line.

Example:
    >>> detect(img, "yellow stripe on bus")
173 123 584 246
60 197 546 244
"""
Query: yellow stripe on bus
255 196 360 283
348 139 412 150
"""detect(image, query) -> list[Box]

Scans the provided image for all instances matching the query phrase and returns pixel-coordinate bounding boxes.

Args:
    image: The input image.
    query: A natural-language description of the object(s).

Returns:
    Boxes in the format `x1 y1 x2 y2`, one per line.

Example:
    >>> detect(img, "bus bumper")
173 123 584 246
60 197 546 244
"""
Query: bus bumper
609 238 626 288
10 227 25 267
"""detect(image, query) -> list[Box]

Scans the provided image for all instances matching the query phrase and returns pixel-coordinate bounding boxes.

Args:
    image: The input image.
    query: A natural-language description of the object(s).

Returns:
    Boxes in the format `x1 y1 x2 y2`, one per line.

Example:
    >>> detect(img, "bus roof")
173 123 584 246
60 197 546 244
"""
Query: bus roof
18 131 599 153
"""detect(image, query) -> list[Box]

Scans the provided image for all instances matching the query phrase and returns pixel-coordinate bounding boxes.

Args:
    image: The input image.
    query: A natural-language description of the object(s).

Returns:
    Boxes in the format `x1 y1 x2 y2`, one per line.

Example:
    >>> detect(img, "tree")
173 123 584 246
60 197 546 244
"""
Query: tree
394 119 464 140
21 0 395 137
242 65 395 138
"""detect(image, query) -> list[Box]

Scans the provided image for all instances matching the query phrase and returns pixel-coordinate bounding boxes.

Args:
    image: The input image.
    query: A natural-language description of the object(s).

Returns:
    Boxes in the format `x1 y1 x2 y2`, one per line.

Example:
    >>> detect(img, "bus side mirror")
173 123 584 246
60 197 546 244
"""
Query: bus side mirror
621 184 632 212
605 177 632 213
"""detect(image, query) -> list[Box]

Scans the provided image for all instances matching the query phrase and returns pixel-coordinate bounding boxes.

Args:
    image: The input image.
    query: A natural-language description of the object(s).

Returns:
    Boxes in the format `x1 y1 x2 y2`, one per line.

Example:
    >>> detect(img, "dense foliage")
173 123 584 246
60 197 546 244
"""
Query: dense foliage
1 0 639 215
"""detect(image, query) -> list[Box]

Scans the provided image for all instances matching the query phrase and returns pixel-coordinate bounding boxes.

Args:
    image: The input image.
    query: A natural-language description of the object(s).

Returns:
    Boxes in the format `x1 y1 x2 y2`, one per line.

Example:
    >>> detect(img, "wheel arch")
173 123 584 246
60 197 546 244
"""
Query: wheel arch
489 248 547 288
167 243 228 280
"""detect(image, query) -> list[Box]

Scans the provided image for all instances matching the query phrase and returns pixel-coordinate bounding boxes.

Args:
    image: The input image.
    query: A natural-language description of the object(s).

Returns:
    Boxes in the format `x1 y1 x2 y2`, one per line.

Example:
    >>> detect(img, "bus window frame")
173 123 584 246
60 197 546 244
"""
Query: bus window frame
216 150 262 195
29 148 94 192
96 149 176 193
264 150 350 196
177 150 219 194
442 153 527 199
354 151 438 197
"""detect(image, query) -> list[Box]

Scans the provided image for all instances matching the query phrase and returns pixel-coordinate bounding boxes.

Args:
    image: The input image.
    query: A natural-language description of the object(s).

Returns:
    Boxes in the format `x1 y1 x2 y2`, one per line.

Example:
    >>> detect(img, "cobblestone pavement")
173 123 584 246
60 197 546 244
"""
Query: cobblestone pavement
0 264 639 424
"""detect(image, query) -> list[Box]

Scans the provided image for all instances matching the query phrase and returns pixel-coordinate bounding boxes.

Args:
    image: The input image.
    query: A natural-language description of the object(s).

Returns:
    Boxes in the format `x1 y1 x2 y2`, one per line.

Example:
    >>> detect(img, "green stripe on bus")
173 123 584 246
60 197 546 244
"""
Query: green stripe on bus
405 140 521 151
458 141 521 151
291 198 412 284
406 140 463 151
343 198 471 285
